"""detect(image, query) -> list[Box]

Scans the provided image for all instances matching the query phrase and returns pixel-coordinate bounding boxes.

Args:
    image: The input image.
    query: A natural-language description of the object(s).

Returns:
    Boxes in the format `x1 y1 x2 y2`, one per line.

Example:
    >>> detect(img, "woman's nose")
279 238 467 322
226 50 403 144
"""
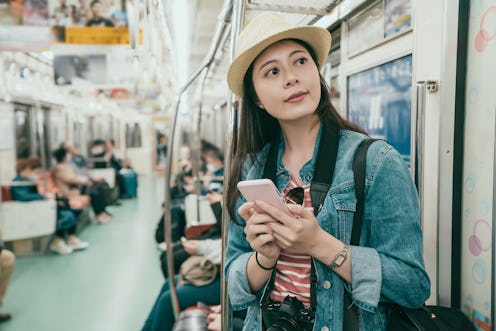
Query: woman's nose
285 77 299 87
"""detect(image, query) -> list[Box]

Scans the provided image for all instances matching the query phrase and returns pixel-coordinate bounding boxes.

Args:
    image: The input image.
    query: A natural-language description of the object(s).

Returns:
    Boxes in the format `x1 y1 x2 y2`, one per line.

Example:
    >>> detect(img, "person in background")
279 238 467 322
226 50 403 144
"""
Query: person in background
0 242 14 323
64 142 89 174
11 157 88 255
86 0 114 26
224 13 429 331
201 140 224 194
141 238 222 331
52 146 112 224
64 142 120 206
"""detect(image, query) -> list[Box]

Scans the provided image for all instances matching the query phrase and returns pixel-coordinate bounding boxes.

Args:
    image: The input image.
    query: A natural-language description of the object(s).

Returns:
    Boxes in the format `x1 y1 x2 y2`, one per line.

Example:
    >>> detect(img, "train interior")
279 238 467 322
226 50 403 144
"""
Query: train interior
0 0 495 330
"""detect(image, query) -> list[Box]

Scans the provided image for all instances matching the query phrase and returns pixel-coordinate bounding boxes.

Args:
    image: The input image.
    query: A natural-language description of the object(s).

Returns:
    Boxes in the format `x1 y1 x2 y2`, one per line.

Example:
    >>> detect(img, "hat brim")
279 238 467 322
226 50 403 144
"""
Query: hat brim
227 26 331 98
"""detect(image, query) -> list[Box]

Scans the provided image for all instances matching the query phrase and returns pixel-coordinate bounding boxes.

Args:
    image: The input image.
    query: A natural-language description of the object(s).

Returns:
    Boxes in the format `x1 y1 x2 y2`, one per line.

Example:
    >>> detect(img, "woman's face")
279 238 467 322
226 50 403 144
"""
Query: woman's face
251 40 321 123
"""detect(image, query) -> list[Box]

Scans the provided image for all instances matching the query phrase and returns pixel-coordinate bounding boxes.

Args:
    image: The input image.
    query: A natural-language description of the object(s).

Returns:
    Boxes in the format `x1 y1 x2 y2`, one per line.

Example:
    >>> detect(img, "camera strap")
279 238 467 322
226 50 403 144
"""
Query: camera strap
262 124 340 314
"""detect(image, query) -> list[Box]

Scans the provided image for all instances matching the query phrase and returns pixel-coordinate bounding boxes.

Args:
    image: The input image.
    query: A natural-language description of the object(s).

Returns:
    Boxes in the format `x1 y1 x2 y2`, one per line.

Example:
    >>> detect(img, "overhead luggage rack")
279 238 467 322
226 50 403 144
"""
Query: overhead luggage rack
246 0 341 15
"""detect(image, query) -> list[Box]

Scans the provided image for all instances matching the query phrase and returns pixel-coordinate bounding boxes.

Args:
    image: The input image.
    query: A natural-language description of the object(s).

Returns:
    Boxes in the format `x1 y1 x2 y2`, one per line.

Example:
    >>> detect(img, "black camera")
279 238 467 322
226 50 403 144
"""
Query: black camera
261 295 314 331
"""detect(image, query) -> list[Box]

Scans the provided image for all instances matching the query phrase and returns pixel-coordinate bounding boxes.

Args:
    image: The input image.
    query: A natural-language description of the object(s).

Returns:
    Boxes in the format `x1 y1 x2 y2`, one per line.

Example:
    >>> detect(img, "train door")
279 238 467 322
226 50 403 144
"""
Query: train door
338 0 465 307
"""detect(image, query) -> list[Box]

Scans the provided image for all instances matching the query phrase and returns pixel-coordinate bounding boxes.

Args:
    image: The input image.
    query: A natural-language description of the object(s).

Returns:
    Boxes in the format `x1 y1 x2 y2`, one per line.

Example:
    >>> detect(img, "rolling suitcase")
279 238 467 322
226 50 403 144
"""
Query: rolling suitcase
120 169 138 198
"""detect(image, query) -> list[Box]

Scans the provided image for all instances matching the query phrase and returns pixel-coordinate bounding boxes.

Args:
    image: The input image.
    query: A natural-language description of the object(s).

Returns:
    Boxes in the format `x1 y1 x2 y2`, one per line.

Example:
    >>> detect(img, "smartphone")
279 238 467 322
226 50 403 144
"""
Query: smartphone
237 179 291 215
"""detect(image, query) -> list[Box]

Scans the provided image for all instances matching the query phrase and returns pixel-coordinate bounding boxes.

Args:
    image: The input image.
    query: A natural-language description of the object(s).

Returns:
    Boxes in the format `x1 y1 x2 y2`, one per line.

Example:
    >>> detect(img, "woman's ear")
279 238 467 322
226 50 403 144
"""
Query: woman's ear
256 102 264 109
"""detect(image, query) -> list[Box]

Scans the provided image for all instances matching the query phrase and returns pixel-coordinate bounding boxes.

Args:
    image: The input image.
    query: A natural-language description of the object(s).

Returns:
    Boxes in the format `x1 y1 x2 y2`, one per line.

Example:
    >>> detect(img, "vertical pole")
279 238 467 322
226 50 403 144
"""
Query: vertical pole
492 107 496 330
221 1 245 330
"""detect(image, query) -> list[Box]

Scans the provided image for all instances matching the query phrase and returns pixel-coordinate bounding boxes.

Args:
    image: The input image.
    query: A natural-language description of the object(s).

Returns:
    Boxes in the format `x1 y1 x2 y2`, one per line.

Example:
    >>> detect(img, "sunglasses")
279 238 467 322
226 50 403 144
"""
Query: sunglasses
285 187 304 205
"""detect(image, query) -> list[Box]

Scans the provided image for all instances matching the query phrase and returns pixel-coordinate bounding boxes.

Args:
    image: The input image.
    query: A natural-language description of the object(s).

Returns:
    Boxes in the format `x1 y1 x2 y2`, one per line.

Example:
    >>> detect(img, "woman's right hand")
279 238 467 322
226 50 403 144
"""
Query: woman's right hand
238 201 280 260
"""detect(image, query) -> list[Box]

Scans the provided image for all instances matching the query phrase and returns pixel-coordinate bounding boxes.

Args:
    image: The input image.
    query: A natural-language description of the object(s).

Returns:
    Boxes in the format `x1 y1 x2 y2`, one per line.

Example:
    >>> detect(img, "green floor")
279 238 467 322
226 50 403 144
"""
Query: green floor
2 175 165 331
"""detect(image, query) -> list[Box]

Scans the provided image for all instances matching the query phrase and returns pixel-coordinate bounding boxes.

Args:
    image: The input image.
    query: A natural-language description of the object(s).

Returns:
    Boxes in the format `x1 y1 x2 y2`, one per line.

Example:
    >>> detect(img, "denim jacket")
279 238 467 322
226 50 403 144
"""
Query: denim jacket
225 127 431 331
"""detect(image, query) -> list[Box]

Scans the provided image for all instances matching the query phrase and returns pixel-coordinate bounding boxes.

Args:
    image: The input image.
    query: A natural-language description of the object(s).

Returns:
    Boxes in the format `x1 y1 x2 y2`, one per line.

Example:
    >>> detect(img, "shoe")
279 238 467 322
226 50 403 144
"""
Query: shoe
50 239 73 255
112 200 122 206
94 213 112 224
0 313 11 322
67 236 89 251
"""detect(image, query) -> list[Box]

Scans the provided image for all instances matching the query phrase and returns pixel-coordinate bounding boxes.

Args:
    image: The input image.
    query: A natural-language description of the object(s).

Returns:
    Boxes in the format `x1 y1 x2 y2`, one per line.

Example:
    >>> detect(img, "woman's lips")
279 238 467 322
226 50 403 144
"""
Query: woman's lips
285 91 307 103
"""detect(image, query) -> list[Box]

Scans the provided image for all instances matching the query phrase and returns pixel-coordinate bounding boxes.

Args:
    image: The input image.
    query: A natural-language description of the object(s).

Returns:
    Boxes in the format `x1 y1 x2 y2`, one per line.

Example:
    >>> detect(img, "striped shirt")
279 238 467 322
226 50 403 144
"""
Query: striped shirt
270 177 313 304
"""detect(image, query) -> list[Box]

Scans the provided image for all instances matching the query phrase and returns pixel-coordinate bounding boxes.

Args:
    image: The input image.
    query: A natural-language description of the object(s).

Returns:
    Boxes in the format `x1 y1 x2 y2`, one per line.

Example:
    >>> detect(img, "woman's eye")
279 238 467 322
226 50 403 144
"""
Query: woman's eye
266 68 279 77
296 57 307 65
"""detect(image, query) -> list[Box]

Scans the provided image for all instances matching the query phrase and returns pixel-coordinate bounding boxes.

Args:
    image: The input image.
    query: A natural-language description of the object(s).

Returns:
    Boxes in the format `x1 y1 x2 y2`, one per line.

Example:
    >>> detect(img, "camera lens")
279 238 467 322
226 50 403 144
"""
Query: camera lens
266 317 299 331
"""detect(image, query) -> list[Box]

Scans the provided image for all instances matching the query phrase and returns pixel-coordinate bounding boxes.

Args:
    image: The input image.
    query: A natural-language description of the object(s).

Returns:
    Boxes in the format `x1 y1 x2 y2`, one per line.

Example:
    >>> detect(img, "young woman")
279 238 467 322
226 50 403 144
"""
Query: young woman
225 13 430 331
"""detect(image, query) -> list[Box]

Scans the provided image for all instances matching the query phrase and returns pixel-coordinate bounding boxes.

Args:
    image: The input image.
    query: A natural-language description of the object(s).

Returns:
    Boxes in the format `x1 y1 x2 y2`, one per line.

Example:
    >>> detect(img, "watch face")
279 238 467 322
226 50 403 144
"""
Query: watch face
335 255 345 265
331 246 349 268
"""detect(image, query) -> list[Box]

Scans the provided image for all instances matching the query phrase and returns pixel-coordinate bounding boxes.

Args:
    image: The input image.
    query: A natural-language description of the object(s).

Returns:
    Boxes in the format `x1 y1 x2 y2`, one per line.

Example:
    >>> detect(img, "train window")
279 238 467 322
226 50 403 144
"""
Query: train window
14 103 32 159
347 54 412 167
126 123 142 148
39 107 52 168
132 123 142 148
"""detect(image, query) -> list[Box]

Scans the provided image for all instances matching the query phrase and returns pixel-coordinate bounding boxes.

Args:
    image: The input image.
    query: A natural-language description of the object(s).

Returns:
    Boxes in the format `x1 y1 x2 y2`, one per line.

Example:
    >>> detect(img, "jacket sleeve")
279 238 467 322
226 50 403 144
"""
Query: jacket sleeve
11 185 44 201
350 143 430 310
225 216 261 310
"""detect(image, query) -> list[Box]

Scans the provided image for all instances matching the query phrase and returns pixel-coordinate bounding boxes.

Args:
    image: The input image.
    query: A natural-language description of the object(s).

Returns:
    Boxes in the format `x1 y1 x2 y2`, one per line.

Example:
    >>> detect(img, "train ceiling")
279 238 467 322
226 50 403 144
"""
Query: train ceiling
0 0 340 113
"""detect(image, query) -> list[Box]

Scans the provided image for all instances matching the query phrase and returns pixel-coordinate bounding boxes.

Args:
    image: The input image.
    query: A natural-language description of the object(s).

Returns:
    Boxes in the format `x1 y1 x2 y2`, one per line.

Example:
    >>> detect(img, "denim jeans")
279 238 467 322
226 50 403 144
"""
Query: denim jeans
142 275 221 331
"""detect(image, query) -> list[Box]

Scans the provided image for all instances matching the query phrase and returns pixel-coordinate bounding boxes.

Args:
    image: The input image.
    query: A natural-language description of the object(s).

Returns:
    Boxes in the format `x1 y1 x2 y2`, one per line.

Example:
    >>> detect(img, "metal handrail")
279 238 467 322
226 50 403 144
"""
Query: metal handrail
415 81 426 228
162 0 233 320
221 1 245 330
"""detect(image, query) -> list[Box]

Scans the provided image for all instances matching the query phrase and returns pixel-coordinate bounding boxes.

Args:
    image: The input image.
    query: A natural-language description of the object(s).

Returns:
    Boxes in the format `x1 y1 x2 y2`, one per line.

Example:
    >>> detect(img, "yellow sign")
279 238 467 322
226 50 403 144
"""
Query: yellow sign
53 27 142 45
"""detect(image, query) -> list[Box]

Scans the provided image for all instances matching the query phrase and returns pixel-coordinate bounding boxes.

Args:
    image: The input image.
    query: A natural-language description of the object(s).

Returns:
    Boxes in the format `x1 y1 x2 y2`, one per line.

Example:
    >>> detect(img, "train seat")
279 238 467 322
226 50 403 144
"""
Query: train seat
1 185 12 201
1 199 57 242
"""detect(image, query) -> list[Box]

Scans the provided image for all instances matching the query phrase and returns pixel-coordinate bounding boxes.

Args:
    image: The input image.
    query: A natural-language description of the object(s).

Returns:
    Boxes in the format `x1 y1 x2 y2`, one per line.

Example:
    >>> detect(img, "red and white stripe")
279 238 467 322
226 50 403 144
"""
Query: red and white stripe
270 178 313 304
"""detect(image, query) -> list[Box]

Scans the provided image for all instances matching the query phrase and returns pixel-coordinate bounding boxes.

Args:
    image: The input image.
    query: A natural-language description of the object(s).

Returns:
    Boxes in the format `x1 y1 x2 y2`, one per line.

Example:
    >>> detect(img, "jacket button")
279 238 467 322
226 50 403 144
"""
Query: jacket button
321 327 329 331
322 281 332 289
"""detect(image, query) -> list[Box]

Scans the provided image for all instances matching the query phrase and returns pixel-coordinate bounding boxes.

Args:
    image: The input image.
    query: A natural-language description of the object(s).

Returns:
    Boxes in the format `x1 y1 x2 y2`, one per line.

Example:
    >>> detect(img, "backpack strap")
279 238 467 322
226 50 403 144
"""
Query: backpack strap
350 139 379 246
310 125 340 216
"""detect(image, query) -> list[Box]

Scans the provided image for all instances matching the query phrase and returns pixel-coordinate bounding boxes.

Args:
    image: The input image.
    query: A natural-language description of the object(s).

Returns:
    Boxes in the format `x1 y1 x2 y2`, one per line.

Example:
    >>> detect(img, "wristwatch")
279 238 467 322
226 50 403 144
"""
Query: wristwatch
330 245 350 269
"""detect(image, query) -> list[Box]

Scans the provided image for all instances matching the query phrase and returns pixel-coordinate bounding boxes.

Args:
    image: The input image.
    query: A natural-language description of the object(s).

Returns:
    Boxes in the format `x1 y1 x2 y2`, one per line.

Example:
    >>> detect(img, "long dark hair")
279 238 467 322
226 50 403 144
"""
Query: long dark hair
226 39 366 223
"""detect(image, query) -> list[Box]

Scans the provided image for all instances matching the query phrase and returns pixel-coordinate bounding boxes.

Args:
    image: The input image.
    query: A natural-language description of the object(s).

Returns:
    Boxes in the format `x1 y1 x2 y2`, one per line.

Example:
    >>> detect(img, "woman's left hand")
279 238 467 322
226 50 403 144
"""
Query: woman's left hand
253 200 324 255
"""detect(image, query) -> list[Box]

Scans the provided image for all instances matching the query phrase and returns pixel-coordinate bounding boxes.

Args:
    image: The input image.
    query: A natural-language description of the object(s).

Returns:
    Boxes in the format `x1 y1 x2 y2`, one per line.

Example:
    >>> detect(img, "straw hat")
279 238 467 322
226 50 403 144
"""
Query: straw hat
227 12 332 98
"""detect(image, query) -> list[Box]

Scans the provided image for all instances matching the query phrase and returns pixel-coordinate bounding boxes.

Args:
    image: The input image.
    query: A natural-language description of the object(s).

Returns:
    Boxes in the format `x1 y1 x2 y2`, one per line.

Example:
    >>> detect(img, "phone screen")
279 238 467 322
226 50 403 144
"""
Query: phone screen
237 179 290 215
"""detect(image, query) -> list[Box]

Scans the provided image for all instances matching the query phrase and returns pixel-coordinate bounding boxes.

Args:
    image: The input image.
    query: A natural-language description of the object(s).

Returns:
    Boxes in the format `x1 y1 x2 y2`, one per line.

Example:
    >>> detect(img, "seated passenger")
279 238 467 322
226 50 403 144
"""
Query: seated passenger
64 142 120 206
201 140 224 194
156 192 223 279
11 157 89 255
104 138 137 199
142 238 222 331
52 147 112 224
89 139 108 168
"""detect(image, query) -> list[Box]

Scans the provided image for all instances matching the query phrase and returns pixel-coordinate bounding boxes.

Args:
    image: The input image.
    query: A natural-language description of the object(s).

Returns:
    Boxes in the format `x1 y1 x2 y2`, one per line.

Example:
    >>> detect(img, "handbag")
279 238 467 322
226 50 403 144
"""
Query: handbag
178 255 218 286
56 195 71 211
348 139 476 331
